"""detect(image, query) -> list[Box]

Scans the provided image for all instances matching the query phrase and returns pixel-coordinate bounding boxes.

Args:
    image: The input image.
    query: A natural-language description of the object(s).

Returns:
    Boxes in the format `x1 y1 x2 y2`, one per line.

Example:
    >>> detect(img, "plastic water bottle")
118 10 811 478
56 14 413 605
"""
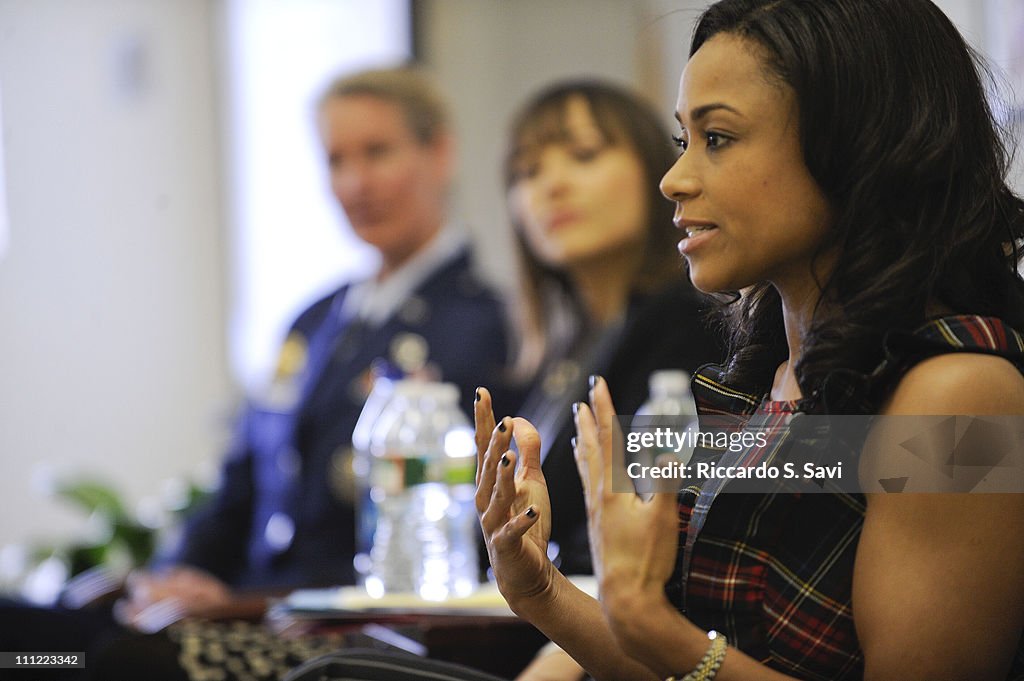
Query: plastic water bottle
351 375 396 580
364 381 478 600
631 370 698 494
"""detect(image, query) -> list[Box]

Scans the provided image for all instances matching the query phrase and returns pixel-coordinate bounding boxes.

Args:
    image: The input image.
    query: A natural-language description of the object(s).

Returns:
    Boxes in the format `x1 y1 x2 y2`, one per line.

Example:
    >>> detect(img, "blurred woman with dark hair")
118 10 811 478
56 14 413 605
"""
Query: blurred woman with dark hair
500 80 723 579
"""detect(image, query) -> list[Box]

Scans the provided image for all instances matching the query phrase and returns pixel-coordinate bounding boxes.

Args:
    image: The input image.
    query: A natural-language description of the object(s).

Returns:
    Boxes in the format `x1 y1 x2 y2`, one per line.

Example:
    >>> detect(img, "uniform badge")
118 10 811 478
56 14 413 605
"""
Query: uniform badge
258 332 308 410
389 332 430 374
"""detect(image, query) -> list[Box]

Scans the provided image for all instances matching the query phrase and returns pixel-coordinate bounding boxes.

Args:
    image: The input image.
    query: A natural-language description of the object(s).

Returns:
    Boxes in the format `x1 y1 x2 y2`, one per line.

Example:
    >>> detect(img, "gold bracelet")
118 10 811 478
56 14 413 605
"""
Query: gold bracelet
665 630 728 681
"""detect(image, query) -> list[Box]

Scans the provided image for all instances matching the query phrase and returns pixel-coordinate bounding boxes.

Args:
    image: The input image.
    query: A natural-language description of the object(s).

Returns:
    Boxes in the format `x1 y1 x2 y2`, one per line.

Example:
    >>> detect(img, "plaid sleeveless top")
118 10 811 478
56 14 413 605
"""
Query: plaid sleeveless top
673 315 1024 680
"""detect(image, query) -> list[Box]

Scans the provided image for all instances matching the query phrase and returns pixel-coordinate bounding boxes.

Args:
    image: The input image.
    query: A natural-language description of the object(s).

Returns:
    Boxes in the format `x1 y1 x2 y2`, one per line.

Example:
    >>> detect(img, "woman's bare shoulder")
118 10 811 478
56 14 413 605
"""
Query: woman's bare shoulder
883 352 1024 415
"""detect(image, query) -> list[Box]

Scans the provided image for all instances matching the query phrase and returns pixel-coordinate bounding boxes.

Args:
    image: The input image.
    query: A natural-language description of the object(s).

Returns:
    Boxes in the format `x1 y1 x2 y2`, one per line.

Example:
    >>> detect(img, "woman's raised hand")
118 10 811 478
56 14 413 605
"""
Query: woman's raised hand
572 376 679 645
474 387 557 611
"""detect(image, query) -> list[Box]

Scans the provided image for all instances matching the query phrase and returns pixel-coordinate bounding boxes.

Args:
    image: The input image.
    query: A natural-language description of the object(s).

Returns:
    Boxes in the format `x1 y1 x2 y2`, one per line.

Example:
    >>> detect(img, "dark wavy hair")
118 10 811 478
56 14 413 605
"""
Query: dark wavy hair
504 81 684 377
691 0 1024 410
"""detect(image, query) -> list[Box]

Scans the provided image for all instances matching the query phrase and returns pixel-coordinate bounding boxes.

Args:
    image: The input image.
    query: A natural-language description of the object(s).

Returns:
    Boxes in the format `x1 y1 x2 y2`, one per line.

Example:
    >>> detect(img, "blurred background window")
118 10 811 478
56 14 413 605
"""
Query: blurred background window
221 0 412 391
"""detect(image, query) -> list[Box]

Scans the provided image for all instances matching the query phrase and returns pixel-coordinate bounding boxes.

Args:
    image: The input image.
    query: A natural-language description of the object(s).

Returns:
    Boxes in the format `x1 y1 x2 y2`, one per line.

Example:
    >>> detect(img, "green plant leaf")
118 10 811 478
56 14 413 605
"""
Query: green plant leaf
54 481 127 519
111 521 156 565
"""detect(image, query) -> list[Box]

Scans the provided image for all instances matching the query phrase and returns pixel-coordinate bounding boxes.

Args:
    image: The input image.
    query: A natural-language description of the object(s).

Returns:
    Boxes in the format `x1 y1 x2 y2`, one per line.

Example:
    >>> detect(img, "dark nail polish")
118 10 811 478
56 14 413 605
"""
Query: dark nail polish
497 419 507 433
589 375 599 389
525 507 536 518
475 389 481 402
500 453 510 467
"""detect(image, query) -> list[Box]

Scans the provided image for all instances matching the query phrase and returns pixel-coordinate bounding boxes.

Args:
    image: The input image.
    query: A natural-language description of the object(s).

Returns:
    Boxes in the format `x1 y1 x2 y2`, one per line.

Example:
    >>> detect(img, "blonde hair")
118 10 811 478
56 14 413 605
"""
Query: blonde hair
318 66 450 144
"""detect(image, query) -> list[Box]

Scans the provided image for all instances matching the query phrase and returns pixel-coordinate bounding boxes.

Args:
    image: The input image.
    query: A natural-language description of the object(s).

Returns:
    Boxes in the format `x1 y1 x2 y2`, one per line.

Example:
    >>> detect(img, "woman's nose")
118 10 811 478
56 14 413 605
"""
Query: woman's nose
660 154 700 203
534 153 572 196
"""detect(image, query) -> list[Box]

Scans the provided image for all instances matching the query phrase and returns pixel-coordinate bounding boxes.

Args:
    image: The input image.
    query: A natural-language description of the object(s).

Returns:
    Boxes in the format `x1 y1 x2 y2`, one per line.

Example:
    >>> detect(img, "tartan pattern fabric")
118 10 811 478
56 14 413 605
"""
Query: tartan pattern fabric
676 315 1024 680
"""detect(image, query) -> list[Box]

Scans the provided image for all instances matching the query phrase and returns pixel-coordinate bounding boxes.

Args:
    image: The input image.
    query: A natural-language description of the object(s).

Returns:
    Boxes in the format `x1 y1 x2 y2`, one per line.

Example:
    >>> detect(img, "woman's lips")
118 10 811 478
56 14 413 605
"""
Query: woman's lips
675 220 718 255
546 214 579 232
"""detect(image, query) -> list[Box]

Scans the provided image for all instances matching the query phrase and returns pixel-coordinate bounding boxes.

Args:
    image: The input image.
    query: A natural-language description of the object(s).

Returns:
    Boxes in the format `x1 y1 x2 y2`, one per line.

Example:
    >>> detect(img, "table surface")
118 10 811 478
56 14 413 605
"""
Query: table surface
264 602 549 678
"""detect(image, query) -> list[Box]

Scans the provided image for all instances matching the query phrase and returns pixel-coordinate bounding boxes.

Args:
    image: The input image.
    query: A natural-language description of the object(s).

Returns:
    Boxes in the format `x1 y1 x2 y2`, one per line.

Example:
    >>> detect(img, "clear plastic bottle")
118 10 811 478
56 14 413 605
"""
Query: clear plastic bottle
350 375 396 580
631 370 698 494
364 381 478 600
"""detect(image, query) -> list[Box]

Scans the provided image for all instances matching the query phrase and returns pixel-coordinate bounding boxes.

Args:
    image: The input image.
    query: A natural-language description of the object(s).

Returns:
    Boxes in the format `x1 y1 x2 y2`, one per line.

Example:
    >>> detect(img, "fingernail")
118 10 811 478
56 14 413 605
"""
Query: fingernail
475 388 481 402
570 436 577 450
500 453 510 467
497 419 507 433
589 375 600 389
525 507 536 518
572 402 580 417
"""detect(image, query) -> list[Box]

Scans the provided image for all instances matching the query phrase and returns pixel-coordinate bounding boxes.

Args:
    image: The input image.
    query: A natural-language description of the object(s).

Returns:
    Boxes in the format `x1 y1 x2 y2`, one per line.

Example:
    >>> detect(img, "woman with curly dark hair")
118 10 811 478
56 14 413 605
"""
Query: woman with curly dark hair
475 0 1024 679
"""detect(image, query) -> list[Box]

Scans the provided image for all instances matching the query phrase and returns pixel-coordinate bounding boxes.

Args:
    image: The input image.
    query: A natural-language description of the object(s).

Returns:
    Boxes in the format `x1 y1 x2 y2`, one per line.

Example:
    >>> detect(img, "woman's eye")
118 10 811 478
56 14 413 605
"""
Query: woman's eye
366 142 392 159
671 135 688 152
515 162 539 180
705 132 728 149
571 146 601 162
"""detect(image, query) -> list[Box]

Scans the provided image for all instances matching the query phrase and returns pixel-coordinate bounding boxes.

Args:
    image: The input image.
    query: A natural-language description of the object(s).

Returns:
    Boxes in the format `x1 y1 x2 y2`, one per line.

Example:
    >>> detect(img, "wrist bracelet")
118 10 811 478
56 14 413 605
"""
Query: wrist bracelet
665 630 727 681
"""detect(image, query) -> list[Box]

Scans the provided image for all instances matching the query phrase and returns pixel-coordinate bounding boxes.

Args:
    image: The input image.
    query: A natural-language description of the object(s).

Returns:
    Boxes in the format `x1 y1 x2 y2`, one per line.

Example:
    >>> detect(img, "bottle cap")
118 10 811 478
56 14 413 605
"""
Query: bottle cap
649 370 691 397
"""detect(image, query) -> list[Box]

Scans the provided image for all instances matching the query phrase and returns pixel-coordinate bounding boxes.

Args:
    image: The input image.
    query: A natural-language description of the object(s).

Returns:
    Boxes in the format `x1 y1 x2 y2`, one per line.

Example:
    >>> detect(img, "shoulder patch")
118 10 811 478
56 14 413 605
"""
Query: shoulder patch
275 332 308 382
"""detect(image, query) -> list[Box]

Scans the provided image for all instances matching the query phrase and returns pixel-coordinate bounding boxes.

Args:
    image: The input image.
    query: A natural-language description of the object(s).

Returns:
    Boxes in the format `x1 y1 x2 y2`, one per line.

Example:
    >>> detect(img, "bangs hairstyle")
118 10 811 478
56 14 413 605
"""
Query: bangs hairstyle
318 66 450 145
503 81 683 377
692 0 1024 410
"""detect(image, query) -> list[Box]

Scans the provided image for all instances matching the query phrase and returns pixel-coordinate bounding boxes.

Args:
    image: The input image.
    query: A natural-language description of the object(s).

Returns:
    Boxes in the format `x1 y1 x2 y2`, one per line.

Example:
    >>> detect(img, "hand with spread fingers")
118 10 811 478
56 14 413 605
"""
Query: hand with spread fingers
473 387 557 612
572 376 680 652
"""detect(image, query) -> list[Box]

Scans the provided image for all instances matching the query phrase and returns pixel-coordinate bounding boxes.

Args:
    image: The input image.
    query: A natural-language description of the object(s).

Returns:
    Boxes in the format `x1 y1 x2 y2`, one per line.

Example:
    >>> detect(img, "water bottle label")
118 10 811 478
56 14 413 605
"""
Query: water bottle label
371 455 454 494
444 458 476 485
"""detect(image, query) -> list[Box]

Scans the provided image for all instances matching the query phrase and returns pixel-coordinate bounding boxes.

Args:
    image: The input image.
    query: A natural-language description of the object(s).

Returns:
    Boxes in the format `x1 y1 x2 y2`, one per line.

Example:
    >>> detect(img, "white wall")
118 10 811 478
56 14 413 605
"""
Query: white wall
0 0 232 552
